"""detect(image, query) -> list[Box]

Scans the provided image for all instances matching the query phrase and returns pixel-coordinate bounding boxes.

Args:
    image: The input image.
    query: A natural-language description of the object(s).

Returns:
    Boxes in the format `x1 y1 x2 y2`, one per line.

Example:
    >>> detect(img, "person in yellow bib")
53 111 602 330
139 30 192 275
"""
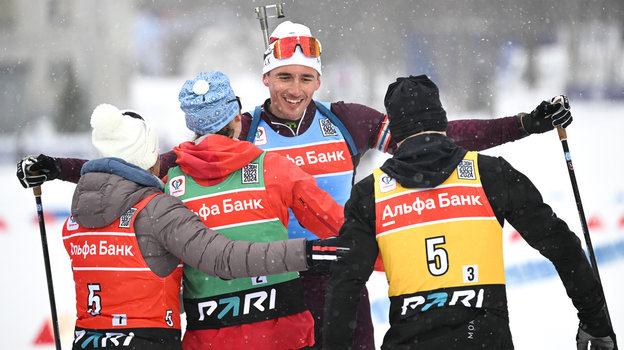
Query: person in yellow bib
323 75 616 349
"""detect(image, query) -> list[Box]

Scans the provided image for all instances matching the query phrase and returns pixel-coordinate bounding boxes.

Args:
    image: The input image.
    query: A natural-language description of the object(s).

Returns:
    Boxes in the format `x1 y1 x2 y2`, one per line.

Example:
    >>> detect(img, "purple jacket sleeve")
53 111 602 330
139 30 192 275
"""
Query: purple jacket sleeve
158 150 178 178
330 102 392 156
448 116 527 151
59 158 87 183
332 102 527 155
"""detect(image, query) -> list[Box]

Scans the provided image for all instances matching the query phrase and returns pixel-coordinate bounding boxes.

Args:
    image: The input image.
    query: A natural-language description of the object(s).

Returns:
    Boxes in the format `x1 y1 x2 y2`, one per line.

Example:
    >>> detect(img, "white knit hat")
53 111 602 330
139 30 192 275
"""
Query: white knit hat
90 104 159 170
262 21 322 75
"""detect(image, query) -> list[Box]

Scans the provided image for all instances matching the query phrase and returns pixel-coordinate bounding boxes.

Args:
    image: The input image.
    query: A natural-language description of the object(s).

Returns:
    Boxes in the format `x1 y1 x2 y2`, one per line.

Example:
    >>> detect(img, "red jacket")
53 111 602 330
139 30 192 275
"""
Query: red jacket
172 134 344 238
171 134 343 350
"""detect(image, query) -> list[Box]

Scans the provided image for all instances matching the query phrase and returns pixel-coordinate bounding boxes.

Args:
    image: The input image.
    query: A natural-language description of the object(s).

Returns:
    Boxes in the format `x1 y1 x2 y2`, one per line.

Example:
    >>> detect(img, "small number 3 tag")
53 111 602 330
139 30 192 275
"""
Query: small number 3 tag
463 265 479 283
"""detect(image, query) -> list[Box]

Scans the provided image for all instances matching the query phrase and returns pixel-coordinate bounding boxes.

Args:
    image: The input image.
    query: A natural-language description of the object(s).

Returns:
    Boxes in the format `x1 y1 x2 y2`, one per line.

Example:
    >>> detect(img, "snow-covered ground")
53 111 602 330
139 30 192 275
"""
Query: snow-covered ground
1 77 623 348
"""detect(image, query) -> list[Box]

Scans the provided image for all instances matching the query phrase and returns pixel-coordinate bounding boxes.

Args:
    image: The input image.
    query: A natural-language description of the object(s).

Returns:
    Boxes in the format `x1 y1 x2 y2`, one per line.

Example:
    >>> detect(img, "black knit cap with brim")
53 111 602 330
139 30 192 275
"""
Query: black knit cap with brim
384 74 448 143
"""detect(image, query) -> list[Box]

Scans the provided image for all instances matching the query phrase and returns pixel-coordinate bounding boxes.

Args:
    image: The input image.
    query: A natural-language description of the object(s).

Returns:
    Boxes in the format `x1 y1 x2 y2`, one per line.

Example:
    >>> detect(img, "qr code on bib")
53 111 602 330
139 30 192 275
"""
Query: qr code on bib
319 118 338 136
119 208 138 228
242 163 259 184
457 159 476 180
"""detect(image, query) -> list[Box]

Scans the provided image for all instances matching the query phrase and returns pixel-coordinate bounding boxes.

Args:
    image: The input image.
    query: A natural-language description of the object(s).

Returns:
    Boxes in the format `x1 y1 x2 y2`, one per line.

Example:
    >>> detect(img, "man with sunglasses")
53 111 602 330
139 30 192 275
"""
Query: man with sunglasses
241 21 573 349
169 70 347 350
16 20 573 349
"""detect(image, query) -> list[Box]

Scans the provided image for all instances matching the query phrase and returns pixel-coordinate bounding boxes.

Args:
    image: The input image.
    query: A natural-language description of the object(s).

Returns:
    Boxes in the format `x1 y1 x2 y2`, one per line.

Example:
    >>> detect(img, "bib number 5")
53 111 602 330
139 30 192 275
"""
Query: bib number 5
425 236 448 276
87 283 102 316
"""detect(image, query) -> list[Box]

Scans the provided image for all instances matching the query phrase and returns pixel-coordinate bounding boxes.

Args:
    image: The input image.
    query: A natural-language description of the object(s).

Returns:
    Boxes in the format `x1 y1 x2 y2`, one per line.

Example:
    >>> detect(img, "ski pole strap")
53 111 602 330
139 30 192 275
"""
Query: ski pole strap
246 105 264 143
314 101 358 157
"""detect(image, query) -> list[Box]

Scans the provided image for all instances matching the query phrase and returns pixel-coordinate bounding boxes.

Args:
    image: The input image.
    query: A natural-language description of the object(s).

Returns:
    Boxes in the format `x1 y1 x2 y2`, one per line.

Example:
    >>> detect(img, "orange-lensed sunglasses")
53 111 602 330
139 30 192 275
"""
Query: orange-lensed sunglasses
269 36 321 59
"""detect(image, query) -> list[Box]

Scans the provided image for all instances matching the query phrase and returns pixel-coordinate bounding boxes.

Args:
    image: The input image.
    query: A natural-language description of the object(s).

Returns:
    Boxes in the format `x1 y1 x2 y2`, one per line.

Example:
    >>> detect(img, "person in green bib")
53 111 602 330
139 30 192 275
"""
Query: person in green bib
167 70 344 350
50 102 344 350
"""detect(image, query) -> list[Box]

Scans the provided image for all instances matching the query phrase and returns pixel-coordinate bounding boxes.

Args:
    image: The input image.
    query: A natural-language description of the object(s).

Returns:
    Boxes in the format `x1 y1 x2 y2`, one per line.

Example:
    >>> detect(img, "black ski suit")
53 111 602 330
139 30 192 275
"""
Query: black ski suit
323 133 609 349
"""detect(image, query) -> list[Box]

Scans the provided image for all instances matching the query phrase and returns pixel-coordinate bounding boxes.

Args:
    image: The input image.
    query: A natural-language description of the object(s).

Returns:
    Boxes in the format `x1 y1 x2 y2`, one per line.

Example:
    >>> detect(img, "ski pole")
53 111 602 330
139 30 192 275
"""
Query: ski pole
254 3 285 49
33 185 62 350
556 124 614 328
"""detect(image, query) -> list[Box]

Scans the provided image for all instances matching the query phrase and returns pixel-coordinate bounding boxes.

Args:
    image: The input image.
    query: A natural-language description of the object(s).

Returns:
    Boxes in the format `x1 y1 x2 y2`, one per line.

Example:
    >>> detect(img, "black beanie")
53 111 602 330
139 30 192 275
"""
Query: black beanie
384 75 448 143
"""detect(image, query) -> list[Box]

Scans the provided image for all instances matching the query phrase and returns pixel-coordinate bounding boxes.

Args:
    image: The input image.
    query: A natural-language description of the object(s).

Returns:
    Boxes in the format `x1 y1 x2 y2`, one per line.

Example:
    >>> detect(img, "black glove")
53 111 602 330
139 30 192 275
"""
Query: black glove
577 304 618 350
520 95 573 134
577 328 617 350
305 237 350 271
16 154 62 188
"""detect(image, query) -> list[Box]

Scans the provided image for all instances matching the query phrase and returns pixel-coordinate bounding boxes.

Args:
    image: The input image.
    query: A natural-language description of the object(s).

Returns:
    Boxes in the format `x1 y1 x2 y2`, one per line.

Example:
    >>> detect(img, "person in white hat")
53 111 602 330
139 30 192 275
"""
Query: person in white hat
17 20 574 350
57 103 344 350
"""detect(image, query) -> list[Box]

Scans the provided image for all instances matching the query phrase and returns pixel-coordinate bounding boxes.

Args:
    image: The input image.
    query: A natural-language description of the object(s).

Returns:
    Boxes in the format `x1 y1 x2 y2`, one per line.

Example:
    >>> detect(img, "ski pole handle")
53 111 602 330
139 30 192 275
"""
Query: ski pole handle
557 125 566 141
551 95 570 141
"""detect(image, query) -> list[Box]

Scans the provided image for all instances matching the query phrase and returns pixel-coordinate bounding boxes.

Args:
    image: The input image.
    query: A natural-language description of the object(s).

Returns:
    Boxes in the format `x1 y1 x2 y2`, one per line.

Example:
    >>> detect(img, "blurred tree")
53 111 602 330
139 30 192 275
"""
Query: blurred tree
55 67 89 133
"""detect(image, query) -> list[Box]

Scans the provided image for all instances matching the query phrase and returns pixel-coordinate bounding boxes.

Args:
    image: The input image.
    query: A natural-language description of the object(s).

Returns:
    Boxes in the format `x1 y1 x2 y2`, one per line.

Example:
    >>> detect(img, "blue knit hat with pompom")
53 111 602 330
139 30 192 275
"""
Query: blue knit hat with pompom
178 71 239 135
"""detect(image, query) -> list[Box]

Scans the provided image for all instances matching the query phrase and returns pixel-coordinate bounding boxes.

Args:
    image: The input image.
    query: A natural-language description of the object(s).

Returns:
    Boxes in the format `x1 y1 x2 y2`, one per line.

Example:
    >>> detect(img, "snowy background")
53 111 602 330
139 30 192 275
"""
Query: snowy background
1 1 624 348
1 77 623 349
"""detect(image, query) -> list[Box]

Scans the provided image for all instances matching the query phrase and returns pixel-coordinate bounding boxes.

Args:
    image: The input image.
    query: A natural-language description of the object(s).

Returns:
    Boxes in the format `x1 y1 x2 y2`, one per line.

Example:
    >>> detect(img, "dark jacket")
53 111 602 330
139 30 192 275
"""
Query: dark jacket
323 133 608 349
